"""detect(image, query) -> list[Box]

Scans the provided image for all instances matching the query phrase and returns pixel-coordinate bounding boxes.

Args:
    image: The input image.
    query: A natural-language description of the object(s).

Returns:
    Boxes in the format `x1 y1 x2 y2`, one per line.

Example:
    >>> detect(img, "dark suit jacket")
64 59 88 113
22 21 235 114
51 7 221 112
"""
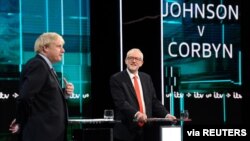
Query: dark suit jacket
16 55 68 141
110 70 169 141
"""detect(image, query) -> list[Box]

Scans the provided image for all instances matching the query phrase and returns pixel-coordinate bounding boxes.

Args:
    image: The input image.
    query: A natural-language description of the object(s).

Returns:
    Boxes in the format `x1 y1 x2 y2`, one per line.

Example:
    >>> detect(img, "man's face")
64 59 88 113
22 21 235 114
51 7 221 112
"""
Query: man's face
125 51 143 74
46 39 65 63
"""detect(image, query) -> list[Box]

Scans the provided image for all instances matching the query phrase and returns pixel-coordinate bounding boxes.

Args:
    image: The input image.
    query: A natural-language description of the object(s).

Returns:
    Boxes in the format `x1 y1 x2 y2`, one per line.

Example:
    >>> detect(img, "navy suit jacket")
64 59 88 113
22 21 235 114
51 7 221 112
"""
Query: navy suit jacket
16 55 68 141
110 70 169 141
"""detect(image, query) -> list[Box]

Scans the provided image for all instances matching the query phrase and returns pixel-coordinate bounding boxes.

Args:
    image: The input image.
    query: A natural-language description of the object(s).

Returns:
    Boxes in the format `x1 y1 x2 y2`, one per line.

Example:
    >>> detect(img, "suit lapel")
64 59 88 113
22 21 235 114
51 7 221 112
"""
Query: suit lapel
37 55 64 94
50 69 64 94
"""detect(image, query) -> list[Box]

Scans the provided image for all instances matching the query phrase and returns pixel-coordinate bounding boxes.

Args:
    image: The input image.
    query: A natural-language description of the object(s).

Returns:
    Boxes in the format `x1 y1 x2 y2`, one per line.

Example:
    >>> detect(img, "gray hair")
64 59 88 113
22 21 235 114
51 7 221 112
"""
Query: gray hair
126 48 144 60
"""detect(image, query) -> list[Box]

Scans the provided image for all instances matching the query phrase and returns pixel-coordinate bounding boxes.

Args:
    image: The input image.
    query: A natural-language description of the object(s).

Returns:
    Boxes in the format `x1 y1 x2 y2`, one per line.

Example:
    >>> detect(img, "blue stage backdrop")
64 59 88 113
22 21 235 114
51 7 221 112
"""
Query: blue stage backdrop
0 0 91 134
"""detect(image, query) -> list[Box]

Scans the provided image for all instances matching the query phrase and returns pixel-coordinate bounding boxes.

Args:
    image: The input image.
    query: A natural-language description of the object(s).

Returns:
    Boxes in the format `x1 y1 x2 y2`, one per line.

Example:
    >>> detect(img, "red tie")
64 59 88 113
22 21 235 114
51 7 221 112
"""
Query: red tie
133 76 144 127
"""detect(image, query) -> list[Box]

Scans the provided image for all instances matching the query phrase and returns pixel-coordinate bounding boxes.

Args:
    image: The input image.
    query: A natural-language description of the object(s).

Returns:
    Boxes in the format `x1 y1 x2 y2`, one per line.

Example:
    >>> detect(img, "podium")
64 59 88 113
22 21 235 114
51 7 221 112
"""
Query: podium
68 119 120 141
68 118 191 141
135 118 191 141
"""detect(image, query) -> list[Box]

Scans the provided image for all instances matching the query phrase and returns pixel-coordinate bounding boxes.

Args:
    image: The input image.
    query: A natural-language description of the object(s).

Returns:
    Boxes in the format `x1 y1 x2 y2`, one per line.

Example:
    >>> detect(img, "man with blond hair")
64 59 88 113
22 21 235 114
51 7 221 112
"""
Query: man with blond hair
9 32 74 141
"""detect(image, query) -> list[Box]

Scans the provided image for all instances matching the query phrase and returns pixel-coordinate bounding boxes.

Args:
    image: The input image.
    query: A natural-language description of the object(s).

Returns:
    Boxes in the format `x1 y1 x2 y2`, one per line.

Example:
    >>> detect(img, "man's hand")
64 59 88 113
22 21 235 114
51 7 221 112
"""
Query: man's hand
135 112 147 124
166 114 177 123
63 78 74 95
9 119 20 134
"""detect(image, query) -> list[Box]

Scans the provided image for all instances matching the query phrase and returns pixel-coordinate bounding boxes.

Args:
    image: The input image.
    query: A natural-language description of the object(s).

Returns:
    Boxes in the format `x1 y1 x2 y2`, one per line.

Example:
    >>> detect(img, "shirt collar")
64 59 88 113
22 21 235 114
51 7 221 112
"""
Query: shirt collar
126 68 139 79
38 53 53 69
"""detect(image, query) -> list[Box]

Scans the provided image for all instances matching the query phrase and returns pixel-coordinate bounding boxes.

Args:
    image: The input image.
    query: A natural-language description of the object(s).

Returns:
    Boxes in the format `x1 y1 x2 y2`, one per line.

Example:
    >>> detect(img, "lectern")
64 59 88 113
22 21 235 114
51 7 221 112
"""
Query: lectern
136 118 191 141
68 118 120 141
68 118 191 141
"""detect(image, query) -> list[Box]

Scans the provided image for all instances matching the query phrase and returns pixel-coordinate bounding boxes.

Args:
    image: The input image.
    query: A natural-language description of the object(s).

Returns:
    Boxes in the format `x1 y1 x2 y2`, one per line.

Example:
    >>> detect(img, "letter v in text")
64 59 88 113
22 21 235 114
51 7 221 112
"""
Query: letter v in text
197 25 205 37
187 129 200 136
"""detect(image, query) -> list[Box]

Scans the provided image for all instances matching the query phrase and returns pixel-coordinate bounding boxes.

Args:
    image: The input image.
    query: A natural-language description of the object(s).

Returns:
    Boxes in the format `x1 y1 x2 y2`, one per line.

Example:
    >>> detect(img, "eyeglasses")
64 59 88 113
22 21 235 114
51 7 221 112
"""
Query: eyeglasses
127 56 142 62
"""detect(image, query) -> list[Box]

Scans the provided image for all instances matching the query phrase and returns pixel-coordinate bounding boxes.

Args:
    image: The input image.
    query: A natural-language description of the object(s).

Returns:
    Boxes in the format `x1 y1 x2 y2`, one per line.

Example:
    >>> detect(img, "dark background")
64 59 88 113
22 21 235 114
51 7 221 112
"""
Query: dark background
91 0 162 118
90 0 249 126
